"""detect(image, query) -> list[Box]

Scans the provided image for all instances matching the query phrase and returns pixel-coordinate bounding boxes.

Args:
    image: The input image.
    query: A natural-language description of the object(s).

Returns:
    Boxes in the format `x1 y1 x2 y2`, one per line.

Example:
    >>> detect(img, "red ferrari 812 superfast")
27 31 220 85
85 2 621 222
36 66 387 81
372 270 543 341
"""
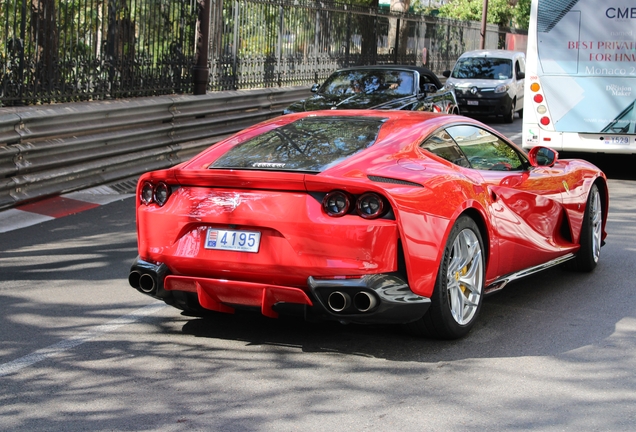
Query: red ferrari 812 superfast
129 110 608 339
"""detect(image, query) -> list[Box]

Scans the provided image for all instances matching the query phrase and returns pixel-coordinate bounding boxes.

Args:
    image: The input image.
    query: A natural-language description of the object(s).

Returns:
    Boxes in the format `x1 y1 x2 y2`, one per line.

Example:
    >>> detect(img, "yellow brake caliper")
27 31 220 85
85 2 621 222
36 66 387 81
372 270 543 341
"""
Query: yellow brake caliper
456 266 469 296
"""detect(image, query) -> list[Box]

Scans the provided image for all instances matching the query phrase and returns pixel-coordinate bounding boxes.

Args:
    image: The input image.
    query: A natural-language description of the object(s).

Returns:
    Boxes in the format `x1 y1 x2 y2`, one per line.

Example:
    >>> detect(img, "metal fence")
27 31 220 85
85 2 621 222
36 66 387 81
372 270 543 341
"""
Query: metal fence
1 0 521 105
209 0 509 91
1 0 198 105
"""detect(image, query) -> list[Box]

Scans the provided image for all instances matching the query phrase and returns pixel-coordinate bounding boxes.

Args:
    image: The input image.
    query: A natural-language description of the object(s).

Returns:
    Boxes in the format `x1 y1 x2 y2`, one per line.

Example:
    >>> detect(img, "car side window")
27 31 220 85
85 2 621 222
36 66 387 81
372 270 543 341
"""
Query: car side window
420 130 471 168
445 125 526 171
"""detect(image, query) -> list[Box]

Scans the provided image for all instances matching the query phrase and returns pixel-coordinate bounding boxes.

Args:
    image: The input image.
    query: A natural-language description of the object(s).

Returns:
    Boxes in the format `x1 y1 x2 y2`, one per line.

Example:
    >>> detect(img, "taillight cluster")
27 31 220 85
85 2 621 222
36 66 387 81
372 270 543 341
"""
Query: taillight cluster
322 190 387 219
529 82 551 126
140 181 172 207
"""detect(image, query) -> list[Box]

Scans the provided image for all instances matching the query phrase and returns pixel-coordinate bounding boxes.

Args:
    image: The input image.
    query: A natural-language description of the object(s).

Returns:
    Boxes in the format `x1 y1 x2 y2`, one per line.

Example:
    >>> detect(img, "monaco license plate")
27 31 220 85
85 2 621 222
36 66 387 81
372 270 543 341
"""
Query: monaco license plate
205 229 261 253
467 100 479 106
602 135 630 145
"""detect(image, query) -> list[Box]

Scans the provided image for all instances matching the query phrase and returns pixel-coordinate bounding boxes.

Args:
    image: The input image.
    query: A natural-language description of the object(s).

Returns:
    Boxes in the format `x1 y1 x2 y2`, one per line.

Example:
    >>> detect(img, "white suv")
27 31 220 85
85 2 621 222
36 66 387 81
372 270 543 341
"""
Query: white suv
443 50 525 123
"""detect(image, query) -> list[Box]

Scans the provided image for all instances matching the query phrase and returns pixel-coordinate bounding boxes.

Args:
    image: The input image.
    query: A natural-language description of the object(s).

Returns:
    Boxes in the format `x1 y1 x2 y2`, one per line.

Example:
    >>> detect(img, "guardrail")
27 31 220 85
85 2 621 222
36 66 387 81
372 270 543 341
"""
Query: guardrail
0 86 311 210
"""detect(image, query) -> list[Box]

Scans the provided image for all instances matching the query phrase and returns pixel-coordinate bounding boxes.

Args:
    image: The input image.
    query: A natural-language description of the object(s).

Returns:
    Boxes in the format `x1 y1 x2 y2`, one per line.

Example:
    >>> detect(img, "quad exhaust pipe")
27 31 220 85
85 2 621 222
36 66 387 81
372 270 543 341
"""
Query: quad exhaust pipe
128 270 158 294
138 273 157 293
128 259 169 298
327 290 378 313
353 291 378 312
327 291 351 312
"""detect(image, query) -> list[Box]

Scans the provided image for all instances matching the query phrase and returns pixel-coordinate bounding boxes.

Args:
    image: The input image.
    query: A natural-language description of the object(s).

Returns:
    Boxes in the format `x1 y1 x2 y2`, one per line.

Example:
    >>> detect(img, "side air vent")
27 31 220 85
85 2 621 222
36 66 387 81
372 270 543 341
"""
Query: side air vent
367 175 423 187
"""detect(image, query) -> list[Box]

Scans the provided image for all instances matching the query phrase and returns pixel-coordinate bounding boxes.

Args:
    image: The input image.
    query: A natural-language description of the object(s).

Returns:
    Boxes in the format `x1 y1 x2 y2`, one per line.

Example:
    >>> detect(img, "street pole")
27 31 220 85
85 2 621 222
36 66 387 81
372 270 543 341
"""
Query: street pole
480 0 488 49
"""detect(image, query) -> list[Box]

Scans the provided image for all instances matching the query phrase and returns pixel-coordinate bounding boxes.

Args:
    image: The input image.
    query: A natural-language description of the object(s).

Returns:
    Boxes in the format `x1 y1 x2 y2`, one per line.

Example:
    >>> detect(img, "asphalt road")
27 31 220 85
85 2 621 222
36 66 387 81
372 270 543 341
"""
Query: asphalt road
1 117 635 431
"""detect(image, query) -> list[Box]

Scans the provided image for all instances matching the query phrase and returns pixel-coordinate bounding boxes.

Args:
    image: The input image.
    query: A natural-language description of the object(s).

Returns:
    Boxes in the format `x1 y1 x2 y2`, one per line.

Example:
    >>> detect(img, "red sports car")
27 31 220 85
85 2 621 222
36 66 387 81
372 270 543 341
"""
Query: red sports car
129 110 608 339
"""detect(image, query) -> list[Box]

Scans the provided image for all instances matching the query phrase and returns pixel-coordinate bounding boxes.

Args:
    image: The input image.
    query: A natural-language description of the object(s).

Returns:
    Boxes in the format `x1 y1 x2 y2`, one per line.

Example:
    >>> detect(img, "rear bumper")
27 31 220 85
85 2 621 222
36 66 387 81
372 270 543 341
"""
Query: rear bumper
129 257 430 325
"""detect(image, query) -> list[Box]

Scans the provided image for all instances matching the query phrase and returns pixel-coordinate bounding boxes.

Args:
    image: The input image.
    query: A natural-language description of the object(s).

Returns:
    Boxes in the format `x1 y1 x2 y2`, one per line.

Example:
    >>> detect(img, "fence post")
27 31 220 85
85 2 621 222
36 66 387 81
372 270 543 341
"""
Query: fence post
277 5 284 87
193 0 211 95
232 0 240 90
394 19 400 64
345 12 351 67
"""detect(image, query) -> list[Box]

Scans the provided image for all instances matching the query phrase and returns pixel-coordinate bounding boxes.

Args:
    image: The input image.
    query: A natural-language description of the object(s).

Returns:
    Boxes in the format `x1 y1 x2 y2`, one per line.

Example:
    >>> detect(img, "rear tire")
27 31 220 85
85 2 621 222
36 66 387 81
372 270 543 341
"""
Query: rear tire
565 184 603 272
405 216 485 339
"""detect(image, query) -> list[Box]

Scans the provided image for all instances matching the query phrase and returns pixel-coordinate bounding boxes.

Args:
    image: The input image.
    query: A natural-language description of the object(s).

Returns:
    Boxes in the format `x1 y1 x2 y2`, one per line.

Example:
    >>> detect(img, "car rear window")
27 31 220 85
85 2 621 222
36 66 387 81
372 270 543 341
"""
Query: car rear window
452 58 513 80
210 116 386 173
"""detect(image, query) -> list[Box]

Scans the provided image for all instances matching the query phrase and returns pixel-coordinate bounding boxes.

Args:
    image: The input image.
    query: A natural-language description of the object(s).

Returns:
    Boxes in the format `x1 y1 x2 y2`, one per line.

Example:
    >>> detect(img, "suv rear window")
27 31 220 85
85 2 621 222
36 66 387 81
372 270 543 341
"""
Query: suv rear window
452 58 513 80
210 116 385 173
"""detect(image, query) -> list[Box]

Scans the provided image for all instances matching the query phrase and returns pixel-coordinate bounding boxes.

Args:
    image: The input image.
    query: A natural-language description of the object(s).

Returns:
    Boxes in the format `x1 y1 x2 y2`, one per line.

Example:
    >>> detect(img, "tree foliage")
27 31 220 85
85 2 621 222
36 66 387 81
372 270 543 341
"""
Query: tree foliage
436 0 531 29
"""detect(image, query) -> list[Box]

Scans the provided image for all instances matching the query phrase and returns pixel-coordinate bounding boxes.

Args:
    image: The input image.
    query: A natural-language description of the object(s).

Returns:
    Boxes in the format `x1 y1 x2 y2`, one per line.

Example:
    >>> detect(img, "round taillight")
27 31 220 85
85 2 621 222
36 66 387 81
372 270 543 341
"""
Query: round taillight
141 182 154 205
356 193 385 219
530 82 540 92
533 94 544 103
323 191 351 217
540 116 551 126
153 182 171 207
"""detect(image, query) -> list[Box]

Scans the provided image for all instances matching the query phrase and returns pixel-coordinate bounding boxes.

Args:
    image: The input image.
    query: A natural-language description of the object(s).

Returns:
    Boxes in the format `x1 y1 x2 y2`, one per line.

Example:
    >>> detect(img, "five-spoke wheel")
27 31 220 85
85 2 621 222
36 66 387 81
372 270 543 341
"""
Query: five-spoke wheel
405 215 485 339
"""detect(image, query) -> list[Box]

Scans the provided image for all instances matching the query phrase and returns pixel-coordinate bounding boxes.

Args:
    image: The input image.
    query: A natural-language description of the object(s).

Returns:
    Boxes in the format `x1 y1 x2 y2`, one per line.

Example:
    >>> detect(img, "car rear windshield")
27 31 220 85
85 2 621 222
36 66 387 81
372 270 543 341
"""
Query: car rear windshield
209 116 386 173
452 58 513 80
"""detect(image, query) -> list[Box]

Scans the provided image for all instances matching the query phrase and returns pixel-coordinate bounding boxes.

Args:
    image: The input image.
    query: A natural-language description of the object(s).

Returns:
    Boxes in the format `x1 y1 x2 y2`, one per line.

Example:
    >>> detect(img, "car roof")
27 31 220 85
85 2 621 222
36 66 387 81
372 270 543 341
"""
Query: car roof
458 49 525 60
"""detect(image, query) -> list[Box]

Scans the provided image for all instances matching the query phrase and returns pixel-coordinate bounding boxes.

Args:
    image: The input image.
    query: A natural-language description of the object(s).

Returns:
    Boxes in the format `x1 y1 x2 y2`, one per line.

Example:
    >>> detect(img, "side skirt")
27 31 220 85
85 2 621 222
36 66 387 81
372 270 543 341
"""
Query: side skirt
484 253 575 295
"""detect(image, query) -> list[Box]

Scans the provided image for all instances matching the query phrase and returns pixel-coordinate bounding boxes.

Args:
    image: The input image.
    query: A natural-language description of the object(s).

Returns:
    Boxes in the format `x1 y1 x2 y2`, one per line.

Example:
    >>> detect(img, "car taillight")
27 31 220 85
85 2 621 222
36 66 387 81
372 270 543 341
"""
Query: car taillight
356 192 385 219
140 182 154 205
322 191 351 217
140 181 172 206
322 190 388 219
154 182 171 206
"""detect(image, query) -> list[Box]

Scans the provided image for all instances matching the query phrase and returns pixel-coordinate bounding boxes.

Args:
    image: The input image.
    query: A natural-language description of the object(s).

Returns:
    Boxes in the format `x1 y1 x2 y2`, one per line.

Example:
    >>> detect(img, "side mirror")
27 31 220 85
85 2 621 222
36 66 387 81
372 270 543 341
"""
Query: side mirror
419 83 438 97
517 71 525 80
442 70 451 78
528 146 558 167
310 83 320 93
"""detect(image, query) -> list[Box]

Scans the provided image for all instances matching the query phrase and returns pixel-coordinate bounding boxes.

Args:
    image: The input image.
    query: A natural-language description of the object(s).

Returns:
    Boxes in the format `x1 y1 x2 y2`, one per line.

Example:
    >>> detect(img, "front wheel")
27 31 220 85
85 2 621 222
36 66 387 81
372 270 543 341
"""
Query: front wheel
503 99 515 123
566 184 603 272
405 216 485 339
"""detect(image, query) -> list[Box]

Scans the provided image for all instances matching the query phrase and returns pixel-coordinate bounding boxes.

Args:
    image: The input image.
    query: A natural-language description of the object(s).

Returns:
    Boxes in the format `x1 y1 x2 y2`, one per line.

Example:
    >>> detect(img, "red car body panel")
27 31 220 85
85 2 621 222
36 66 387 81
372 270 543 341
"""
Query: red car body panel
131 110 608 323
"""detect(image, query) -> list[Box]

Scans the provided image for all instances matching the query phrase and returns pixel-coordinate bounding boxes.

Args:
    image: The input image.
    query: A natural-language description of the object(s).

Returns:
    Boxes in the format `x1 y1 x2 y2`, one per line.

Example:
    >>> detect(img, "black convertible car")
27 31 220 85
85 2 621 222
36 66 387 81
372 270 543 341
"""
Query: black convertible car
284 65 459 115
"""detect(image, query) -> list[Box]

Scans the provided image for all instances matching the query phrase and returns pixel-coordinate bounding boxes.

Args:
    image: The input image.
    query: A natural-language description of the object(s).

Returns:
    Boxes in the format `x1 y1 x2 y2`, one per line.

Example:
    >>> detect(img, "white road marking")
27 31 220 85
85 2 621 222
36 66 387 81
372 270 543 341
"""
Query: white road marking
0 184 134 233
0 209 54 233
0 302 165 377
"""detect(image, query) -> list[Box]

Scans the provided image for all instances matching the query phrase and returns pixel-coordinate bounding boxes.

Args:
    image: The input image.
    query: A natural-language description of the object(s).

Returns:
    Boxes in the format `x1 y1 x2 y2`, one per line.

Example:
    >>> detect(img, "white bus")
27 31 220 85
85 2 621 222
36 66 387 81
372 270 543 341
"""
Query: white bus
522 0 636 153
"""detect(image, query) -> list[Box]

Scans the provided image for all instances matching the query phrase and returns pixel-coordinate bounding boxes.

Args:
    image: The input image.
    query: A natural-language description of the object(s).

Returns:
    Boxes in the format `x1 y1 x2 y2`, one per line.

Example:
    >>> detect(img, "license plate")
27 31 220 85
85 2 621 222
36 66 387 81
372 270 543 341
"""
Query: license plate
467 100 479 106
205 229 261 253
602 135 630 145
